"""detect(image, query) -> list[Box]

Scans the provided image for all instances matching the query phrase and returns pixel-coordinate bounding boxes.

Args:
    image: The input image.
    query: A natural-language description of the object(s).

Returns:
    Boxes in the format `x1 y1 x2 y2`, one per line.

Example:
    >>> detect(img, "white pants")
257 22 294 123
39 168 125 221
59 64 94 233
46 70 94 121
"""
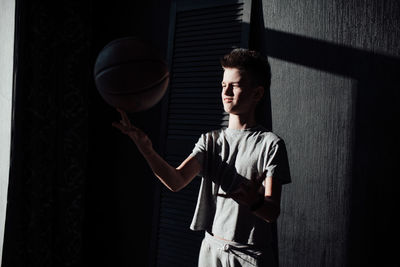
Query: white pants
198 232 276 267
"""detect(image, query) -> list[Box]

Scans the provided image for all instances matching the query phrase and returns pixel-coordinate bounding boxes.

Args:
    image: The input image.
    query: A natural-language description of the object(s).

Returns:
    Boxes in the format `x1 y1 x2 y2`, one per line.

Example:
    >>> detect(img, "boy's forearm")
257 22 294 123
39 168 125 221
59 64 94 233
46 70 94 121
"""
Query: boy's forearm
142 147 184 192
251 197 280 223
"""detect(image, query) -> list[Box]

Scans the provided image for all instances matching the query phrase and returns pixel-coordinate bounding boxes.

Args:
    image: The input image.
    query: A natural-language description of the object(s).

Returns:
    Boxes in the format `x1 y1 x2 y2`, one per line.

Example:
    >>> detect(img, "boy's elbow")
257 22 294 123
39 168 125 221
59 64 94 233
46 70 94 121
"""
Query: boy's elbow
168 173 186 192
169 169 190 192
169 184 183 192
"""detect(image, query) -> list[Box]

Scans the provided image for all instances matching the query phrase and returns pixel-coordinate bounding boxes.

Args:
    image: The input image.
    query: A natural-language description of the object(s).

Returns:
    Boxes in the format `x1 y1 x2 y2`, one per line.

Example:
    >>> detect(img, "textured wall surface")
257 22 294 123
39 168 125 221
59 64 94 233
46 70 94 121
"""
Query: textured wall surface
260 0 400 266
262 0 400 56
270 61 355 266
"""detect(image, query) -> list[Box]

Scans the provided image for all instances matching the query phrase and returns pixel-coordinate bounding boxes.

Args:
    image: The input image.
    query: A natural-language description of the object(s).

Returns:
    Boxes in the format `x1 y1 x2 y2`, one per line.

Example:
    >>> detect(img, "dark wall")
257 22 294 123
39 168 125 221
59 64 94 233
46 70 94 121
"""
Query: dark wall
257 0 400 266
87 0 171 266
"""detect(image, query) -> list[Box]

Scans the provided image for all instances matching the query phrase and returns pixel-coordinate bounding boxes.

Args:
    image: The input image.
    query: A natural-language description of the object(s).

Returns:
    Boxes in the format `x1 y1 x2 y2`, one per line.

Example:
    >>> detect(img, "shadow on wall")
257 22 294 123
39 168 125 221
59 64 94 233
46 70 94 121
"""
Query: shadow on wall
254 22 400 267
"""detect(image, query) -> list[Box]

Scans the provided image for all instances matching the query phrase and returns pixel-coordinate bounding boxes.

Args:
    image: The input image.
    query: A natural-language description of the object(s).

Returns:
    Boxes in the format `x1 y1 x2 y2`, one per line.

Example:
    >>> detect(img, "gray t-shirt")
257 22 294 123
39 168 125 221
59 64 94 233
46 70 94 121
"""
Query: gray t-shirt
189 126 291 248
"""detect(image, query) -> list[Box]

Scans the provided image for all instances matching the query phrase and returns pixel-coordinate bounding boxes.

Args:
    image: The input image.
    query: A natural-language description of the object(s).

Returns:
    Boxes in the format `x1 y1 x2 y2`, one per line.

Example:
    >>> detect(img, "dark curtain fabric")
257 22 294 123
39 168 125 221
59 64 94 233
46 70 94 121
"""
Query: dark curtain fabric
2 1 91 266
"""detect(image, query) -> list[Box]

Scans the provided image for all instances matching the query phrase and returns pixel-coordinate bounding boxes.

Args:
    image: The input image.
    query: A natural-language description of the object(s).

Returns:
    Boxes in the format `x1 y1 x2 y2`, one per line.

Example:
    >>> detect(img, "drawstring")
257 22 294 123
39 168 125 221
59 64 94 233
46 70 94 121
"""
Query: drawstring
217 243 231 252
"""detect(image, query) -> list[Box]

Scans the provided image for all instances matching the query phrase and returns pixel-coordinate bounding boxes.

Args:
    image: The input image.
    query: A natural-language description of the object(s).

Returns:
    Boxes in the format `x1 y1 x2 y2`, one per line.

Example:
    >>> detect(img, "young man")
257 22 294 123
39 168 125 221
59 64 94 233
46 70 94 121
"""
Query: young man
113 48 291 266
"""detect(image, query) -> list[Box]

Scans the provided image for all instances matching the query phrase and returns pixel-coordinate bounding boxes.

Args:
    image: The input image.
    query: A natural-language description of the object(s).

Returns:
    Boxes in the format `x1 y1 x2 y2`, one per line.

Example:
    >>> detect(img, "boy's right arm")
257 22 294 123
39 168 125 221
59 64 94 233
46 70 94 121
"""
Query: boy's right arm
144 151 201 192
112 109 201 192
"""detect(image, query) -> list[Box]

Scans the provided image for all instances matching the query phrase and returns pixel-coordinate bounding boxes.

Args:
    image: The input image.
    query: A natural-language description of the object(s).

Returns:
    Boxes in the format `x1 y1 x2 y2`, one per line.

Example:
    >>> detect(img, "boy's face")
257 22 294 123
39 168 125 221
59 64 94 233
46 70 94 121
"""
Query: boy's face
221 67 262 115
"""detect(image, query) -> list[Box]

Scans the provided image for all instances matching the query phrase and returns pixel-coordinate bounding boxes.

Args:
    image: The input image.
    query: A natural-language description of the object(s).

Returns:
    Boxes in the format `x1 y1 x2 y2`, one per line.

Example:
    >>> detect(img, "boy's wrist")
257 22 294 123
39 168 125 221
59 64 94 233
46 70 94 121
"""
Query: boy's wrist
140 146 155 158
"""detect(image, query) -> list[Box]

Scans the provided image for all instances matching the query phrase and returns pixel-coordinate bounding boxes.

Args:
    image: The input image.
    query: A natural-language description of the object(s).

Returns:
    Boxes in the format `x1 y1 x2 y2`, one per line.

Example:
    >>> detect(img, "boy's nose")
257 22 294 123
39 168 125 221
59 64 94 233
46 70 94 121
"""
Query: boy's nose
224 86 234 96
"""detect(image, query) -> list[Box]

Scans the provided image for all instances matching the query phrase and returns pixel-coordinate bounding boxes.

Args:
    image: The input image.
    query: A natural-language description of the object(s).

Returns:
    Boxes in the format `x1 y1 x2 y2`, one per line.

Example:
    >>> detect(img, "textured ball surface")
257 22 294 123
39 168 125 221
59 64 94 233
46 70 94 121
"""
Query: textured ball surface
94 37 169 112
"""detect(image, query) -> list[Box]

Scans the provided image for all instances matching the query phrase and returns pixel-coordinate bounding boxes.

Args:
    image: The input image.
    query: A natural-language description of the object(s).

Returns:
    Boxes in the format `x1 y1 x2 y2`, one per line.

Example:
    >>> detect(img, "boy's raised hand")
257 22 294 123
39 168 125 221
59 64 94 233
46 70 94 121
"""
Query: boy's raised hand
112 108 154 156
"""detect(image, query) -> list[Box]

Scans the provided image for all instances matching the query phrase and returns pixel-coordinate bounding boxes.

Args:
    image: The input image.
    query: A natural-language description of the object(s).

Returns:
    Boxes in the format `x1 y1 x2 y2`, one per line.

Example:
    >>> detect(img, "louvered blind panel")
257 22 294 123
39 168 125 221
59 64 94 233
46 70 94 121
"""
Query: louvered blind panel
155 1 251 266
168 4 245 140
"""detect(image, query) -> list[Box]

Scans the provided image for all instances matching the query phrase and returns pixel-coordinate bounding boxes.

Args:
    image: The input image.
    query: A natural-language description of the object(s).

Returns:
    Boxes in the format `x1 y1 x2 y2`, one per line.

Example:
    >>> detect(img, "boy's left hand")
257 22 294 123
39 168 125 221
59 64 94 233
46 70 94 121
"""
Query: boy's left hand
217 171 266 207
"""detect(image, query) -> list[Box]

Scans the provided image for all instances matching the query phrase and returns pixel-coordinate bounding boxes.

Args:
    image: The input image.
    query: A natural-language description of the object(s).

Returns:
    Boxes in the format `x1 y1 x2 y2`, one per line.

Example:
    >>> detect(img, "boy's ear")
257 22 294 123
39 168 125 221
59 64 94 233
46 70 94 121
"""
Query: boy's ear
253 86 264 102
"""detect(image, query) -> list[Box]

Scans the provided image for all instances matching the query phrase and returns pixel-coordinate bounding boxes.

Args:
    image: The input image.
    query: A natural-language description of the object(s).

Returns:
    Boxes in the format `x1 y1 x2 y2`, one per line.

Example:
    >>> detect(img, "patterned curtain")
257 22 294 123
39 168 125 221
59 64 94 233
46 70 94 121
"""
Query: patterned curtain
2 1 91 266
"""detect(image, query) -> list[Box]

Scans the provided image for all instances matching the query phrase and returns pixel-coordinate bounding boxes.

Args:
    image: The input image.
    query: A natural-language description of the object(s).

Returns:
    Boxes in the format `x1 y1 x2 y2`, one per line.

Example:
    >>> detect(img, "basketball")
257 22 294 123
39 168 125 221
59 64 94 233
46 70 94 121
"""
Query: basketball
94 37 169 113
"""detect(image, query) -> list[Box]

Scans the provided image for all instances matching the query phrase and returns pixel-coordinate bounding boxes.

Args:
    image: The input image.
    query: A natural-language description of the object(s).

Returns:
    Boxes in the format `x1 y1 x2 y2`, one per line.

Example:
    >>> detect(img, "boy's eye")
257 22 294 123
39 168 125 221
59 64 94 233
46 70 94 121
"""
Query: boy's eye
221 83 240 90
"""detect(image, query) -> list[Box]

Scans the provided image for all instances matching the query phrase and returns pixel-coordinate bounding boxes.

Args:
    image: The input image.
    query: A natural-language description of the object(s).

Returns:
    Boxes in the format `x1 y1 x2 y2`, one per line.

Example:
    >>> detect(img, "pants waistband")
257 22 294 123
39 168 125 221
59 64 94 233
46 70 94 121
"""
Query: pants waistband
204 231 265 253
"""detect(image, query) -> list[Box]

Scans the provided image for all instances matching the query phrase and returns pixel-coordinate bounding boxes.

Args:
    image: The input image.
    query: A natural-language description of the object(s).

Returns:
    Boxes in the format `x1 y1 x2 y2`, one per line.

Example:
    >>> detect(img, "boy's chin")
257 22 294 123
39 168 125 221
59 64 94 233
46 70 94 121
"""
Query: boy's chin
223 105 238 114
223 107 235 114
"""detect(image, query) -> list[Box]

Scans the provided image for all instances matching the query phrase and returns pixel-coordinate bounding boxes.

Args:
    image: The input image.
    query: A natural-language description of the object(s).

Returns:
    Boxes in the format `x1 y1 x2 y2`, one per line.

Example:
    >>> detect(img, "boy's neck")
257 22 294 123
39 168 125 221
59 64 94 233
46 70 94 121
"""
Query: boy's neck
228 113 257 130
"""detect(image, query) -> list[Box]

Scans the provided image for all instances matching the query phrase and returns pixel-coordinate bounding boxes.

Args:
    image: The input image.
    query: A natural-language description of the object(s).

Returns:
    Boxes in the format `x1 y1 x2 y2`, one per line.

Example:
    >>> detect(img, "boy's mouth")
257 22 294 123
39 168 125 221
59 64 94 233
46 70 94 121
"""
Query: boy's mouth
223 97 233 102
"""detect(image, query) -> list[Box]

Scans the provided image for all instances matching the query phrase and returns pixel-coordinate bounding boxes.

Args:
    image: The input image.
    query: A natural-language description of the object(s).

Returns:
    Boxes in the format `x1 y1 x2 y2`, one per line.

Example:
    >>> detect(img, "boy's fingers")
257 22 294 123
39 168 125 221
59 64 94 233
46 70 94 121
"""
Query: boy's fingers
117 108 132 127
112 122 135 135
257 171 267 183
251 171 266 186
112 122 123 130
217 185 245 199
112 122 128 133
217 192 239 199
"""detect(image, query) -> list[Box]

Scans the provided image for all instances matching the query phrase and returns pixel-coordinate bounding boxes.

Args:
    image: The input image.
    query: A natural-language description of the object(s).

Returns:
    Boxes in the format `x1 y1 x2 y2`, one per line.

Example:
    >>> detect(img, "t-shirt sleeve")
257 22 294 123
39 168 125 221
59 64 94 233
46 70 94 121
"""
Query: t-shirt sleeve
190 133 207 169
265 139 291 184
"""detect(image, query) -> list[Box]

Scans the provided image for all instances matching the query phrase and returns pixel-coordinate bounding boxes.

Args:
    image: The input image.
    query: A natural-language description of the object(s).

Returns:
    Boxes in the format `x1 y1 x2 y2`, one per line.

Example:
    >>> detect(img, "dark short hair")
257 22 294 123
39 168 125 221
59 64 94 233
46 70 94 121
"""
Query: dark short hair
220 48 271 91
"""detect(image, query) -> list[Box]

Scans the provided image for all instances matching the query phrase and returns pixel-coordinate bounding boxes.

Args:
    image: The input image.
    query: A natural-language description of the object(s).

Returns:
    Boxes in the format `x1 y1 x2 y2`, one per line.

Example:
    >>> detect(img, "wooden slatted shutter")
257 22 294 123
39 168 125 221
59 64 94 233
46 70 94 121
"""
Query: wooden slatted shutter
152 1 253 266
